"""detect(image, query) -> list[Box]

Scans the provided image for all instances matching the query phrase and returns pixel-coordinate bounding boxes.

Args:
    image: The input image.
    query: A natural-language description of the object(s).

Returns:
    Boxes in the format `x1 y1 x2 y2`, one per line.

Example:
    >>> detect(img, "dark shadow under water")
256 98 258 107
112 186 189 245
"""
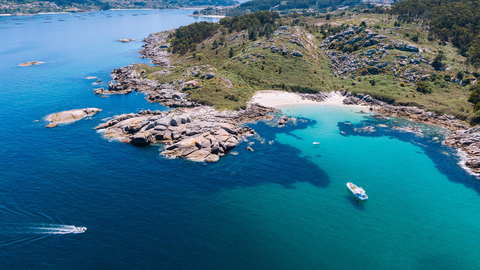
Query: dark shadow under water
163 117 330 193
344 195 366 211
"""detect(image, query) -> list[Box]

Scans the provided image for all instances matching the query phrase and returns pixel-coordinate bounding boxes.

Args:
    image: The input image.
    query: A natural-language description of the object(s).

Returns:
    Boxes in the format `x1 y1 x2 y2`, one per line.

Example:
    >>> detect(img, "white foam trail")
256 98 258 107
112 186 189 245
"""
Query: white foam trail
0 223 87 235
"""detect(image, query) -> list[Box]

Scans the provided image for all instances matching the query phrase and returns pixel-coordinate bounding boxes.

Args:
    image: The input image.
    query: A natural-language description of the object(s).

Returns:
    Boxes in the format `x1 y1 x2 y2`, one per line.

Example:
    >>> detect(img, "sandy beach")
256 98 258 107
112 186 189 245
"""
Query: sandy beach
249 90 370 110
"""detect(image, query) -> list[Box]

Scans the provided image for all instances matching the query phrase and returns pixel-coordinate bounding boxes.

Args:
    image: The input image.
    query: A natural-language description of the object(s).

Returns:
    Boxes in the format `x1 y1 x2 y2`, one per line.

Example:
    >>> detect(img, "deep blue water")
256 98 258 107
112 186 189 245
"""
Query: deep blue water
1 10 480 270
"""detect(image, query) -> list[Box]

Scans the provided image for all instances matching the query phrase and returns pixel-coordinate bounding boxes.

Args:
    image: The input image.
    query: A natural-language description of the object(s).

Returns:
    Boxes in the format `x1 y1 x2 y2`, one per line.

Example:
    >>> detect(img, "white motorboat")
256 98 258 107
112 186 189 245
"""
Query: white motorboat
347 182 368 201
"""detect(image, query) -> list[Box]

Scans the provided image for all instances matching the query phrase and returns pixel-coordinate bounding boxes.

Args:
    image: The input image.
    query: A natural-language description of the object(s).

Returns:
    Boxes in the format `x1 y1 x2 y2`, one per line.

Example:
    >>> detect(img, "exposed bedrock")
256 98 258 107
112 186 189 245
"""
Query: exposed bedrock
46 108 101 127
341 91 468 131
444 128 480 174
95 104 276 162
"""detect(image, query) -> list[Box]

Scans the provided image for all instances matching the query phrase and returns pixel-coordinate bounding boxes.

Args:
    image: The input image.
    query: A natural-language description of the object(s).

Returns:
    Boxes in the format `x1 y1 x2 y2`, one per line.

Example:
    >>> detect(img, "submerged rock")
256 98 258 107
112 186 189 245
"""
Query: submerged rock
18 61 44 67
45 122 58 128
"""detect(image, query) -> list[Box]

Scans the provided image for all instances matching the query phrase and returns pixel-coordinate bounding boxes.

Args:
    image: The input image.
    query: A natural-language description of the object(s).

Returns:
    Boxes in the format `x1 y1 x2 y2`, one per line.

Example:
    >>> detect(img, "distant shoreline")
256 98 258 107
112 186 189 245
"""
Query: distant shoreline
0 7 222 17
187 14 226 18
0 11 77 16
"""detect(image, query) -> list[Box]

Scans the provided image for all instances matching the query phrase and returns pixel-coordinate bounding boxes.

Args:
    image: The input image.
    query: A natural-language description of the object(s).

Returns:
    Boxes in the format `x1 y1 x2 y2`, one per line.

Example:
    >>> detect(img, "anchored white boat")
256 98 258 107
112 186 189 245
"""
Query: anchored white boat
347 182 368 201
313 142 320 145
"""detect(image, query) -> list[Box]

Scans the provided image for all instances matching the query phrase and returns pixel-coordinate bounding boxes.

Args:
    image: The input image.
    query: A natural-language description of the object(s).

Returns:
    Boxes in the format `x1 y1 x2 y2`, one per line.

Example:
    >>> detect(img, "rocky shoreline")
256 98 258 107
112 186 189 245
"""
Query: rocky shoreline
94 29 283 162
95 104 276 162
339 91 480 175
95 27 480 173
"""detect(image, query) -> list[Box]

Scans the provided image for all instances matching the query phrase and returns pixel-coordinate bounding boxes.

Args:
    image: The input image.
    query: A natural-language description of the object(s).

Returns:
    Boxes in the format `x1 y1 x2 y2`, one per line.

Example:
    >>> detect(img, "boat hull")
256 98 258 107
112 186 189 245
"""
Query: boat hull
348 189 368 201
346 182 368 201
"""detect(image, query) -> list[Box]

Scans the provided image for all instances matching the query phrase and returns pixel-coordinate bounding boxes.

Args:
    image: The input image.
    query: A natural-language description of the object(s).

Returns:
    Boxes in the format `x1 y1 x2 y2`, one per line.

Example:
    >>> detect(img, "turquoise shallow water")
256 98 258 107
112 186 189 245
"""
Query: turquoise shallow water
1 10 480 270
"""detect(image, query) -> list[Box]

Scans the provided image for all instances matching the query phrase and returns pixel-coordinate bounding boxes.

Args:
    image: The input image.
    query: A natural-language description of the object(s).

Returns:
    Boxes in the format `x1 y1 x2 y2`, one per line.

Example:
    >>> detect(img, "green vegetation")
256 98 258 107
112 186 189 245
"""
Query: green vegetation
132 9 480 125
416 81 432 94
279 0 361 11
226 0 282 16
170 22 219 55
391 0 480 67
220 10 280 39
226 0 361 16
170 12 281 55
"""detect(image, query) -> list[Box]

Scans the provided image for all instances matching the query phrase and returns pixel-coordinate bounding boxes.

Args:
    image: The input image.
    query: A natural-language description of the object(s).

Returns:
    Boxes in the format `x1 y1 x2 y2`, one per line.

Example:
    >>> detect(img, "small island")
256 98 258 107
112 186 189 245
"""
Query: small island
118 39 136 43
45 108 101 127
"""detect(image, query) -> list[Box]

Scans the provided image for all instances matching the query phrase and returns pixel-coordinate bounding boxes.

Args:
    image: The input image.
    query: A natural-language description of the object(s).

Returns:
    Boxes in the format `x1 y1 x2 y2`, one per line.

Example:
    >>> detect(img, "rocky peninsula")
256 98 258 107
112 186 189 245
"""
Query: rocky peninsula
94 23 480 175
95 104 275 162
93 29 283 162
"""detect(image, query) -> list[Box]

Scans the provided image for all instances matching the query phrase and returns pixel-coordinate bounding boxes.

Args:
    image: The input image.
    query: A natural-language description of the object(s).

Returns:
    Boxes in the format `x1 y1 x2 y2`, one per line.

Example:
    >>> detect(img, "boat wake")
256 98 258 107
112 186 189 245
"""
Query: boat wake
0 223 87 235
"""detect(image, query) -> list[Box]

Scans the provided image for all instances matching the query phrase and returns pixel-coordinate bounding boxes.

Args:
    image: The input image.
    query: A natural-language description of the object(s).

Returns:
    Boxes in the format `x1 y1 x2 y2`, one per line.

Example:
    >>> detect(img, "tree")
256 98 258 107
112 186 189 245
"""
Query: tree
249 27 258 41
468 36 480 69
432 51 444 70
101 2 110 10
229 47 234 58
468 84 480 106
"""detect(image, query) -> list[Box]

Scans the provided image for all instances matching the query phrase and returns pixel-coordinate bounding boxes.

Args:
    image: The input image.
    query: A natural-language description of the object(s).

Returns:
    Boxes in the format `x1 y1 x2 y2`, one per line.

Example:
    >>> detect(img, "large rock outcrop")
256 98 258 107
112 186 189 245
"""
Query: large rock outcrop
46 108 101 127
444 128 480 174
95 104 275 162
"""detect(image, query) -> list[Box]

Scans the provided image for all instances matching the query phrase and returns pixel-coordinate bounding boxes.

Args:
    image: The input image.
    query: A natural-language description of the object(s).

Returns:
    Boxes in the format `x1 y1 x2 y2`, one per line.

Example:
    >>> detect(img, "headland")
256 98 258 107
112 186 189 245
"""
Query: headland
89 10 480 175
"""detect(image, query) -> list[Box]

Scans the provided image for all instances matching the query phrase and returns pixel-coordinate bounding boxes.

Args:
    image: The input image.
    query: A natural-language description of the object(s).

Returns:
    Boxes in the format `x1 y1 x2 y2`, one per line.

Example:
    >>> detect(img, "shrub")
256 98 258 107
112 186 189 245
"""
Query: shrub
342 44 354 53
370 79 376 86
416 81 431 93
468 84 480 105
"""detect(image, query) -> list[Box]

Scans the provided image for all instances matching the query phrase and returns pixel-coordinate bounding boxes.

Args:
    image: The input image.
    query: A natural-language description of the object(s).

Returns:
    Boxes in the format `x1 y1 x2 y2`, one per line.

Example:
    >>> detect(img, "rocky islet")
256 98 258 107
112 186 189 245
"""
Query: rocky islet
45 108 102 127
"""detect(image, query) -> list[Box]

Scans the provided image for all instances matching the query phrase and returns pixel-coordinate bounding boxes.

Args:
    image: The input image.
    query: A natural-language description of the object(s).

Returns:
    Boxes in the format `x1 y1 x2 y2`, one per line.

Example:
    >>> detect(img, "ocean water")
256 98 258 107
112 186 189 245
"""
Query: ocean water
1 10 480 270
